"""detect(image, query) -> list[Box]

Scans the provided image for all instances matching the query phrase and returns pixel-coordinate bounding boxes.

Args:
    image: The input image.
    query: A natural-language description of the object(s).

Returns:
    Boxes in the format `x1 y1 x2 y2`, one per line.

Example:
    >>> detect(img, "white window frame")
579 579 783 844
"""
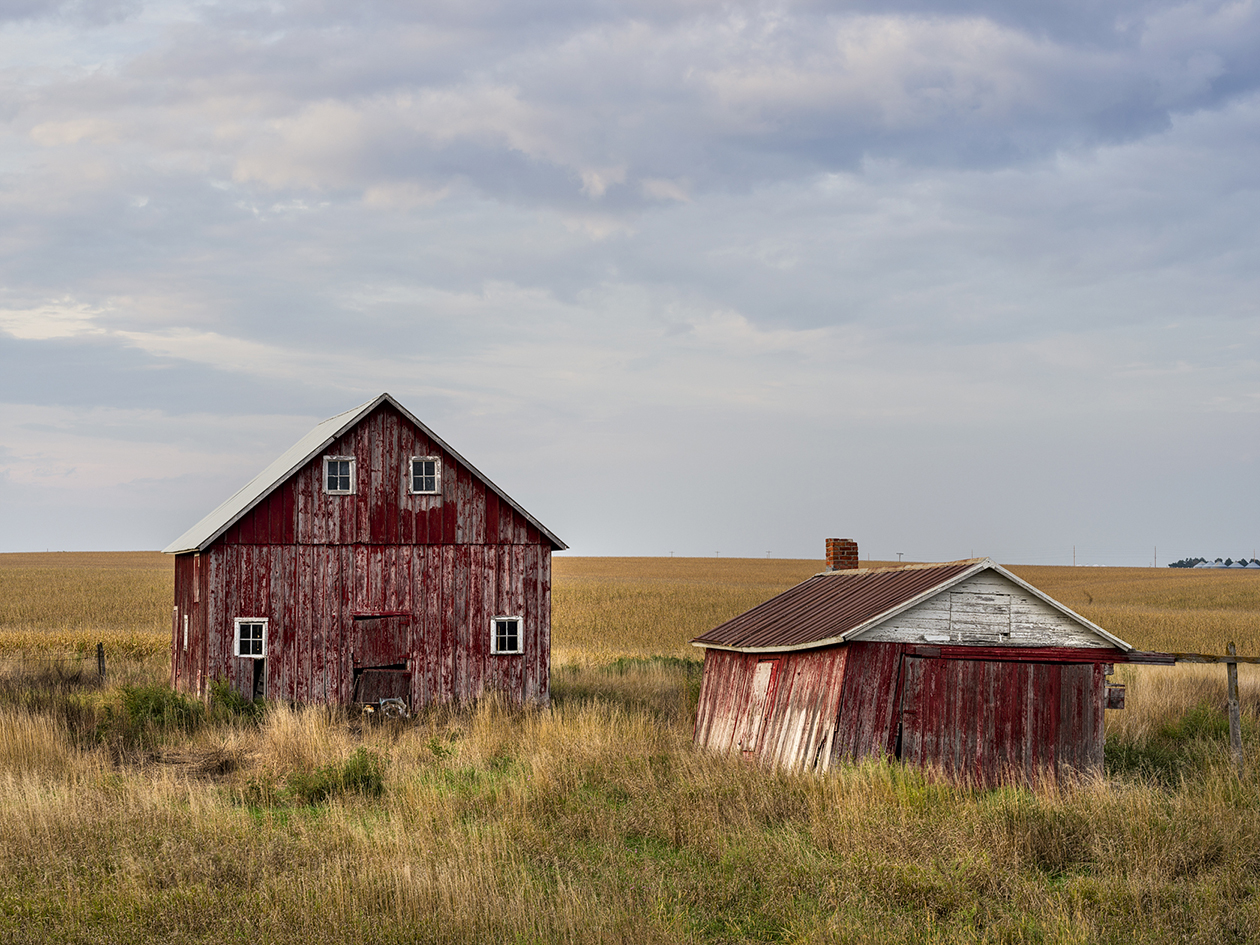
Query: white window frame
183 614 189 653
490 616 523 655
234 617 268 659
408 455 441 495
323 455 356 495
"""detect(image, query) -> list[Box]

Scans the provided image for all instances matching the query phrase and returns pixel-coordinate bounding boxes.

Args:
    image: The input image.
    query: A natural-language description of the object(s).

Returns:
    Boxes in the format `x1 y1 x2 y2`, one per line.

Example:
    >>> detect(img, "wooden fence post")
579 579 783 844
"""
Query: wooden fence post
96 642 105 681
1227 641 1243 774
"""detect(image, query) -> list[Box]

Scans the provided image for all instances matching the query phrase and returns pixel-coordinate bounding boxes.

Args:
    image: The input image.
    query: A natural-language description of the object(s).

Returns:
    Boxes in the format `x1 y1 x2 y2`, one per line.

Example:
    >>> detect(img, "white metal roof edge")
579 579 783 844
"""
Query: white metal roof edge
691 557 1132 654
689 561 990 654
839 559 994 643
162 398 379 554
163 393 567 554
841 558 1132 651
984 561 1133 651
384 395 567 551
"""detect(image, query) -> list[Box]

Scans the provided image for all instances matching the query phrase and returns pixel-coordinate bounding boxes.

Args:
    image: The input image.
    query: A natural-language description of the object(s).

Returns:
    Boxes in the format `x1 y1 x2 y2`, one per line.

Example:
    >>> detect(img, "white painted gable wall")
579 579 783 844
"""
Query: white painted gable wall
852 571 1113 649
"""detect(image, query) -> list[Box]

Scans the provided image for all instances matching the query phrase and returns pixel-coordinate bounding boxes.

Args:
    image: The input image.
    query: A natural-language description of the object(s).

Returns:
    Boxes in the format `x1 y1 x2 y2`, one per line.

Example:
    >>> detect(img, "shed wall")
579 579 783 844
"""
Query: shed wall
694 647 847 771
697 641 1111 782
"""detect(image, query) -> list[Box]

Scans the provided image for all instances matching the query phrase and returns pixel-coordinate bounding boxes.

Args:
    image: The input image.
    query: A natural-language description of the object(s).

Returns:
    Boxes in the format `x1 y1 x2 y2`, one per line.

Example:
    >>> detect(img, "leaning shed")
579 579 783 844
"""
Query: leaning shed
163 393 566 709
692 540 1132 783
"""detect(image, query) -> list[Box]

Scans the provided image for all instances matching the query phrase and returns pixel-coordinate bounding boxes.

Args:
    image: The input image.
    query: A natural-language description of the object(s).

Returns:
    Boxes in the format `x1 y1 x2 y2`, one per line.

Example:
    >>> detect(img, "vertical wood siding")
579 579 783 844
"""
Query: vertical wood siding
172 402 553 708
697 641 1108 783
693 647 848 772
897 657 1104 783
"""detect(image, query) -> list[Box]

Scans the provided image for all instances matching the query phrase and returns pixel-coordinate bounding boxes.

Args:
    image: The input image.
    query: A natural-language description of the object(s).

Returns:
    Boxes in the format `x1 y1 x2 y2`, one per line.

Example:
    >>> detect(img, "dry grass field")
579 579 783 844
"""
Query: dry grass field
1 552 1259 942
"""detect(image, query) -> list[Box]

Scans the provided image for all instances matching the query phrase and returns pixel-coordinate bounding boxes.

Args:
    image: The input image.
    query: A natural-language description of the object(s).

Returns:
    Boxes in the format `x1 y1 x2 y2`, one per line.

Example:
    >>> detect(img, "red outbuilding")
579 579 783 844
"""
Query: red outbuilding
691 540 1132 783
163 393 565 710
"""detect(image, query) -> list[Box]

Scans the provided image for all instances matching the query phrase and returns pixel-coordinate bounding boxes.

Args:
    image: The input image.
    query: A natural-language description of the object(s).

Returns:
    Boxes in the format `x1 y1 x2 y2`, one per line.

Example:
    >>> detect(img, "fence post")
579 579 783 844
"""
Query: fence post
97 642 106 681
1227 641 1243 774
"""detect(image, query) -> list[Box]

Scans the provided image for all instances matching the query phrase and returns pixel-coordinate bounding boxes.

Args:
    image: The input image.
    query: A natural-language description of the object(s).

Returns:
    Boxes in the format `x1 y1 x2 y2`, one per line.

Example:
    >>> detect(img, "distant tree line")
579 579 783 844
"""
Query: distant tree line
1168 557 1260 568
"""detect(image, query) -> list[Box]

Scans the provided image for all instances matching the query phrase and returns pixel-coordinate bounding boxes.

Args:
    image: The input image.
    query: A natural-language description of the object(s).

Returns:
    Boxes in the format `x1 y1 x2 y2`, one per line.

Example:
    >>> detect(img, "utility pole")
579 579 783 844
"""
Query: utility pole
1073 546 1076 567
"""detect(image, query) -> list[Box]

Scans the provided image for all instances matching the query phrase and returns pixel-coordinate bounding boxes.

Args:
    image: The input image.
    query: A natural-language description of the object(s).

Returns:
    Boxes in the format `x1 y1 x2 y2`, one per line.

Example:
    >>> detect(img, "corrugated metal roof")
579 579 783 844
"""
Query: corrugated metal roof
691 559 1132 653
163 393 567 554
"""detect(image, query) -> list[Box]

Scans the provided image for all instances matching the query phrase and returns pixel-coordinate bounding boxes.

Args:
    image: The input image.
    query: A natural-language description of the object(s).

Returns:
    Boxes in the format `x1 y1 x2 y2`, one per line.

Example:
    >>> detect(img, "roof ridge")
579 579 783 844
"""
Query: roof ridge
812 557 986 577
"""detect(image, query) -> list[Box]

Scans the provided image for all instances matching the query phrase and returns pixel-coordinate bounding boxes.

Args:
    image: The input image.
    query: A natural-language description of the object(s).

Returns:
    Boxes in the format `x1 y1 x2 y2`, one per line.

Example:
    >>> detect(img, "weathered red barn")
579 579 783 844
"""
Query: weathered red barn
163 393 565 709
692 540 1132 783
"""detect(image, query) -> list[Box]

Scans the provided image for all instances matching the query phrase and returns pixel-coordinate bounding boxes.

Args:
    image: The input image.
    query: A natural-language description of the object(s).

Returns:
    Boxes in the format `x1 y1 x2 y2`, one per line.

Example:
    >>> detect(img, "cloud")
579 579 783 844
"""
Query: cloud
0 0 1257 559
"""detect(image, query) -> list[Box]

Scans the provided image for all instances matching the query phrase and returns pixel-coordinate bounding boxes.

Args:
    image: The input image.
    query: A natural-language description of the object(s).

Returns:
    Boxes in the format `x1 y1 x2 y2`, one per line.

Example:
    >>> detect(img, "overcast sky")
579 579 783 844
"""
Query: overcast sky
1 0 1258 564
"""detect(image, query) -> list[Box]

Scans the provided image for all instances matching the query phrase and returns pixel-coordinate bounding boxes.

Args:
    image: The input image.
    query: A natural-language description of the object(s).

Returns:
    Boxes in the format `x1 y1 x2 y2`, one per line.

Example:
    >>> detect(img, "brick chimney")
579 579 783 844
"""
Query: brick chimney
826 538 859 571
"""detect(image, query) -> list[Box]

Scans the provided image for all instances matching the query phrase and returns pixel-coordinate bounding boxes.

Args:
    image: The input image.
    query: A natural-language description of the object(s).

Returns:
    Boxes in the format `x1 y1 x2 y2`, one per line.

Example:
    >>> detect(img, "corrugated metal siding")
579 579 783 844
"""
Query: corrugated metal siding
697 640 1109 783
694 647 848 772
830 641 907 764
693 564 974 650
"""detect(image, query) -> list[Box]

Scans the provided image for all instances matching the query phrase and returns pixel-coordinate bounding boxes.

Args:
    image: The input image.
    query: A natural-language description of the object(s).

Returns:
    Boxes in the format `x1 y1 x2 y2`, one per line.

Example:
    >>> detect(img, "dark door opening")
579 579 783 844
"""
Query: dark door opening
252 659 266 700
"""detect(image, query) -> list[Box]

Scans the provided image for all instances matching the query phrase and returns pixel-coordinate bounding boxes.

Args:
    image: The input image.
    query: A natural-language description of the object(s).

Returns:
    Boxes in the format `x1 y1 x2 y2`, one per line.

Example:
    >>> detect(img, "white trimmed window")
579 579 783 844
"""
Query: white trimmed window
324 456 355 494
491 616 523 654
409 456 440 494
234 618 267 658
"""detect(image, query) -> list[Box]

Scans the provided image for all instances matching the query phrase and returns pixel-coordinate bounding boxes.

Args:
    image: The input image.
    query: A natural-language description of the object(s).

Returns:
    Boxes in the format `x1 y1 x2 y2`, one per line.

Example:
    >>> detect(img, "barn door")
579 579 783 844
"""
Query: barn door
351 615 411 668
737 659 780 756
897 657 1100 784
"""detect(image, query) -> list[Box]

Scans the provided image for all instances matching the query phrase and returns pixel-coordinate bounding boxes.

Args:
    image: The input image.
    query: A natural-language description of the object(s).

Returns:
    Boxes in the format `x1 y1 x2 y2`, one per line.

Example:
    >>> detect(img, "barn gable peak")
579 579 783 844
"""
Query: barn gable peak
163 393 566 554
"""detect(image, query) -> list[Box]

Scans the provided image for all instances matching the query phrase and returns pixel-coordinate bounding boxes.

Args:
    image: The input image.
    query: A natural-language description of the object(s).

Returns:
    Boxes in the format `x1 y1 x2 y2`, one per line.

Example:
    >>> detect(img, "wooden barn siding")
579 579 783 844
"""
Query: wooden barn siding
185 542 549 706
898 657 1104 783
693 648 848 772
694 649 752 754
830 641 907 765
856 572 1112 649
220 402 540 549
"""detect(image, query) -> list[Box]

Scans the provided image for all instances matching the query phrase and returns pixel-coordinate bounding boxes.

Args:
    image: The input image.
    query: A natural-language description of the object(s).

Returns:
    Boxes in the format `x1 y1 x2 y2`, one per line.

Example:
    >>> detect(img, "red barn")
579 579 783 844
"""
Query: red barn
692 540 1132 783
163 393 565 709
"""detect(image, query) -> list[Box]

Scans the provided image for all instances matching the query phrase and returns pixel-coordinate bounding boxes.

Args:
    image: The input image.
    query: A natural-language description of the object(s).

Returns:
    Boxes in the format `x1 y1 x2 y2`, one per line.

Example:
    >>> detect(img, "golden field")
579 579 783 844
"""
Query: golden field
1 551 1259 942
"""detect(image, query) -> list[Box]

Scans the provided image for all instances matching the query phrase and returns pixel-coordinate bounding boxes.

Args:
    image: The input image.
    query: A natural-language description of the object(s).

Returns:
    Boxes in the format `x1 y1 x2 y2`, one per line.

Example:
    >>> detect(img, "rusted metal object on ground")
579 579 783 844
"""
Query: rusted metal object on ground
692 542 1133 785
164 393 565 710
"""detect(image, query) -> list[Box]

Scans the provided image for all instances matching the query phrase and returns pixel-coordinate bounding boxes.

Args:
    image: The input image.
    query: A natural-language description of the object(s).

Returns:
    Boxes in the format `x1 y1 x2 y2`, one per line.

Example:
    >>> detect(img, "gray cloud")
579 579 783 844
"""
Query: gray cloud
0 0 1257 562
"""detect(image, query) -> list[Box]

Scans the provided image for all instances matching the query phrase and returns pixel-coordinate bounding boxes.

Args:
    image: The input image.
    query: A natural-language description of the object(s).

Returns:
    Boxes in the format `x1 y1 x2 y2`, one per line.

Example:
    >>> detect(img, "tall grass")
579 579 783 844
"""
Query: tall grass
0 655 1258 943
0 553 1258 941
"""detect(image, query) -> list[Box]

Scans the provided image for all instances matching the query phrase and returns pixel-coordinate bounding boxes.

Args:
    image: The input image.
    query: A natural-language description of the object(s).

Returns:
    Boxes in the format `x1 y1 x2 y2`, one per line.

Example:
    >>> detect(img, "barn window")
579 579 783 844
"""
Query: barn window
491 616 522 654
324 456 355 494
409 456 440 494
234 618 267 658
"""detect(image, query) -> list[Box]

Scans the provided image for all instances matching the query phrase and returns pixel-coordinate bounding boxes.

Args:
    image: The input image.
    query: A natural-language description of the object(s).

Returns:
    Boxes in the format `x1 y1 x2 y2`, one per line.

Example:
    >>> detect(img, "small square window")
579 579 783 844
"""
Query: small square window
234 618 267 658
324 456 355 494
491 616 522 654
409 456 440 494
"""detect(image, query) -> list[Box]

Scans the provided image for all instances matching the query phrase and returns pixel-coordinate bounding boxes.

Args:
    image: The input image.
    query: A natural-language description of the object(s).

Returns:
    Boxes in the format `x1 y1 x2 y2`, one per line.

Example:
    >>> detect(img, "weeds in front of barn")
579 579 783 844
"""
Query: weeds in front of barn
5 553 1260 942
0 654 1258 944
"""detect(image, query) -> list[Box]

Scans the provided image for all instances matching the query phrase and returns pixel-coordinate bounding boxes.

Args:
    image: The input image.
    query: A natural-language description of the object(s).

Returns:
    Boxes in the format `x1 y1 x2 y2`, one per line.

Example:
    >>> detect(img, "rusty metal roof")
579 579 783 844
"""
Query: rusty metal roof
691 561 982 652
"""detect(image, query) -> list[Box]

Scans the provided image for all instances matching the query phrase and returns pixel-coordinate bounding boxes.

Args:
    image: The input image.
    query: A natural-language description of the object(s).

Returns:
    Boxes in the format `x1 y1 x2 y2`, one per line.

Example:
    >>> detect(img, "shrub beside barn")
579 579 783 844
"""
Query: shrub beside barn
691 540 1132 783
164 393 565 710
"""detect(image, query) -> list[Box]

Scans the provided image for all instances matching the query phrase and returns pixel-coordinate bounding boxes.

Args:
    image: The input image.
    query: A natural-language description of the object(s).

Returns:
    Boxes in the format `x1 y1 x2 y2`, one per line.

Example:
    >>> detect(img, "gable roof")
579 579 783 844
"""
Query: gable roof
163 393 566 554
691 558 1130 653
